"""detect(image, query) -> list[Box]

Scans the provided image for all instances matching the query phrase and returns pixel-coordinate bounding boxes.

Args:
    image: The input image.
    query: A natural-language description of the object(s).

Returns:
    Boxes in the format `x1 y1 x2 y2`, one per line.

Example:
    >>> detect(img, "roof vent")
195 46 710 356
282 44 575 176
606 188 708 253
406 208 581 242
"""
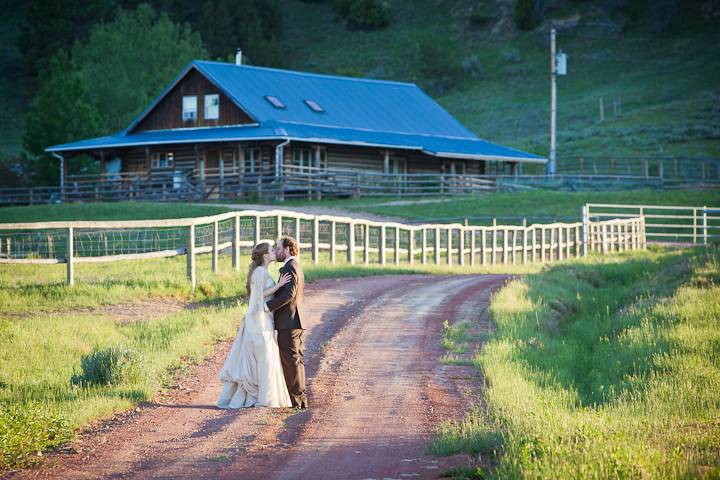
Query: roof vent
304 99 324 113
235 49 242 65
265 95 286 109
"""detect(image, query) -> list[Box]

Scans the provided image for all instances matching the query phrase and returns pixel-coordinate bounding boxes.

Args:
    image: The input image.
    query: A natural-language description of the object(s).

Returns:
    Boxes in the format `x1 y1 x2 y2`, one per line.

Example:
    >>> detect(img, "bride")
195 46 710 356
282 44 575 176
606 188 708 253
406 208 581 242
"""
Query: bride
217 241 293 409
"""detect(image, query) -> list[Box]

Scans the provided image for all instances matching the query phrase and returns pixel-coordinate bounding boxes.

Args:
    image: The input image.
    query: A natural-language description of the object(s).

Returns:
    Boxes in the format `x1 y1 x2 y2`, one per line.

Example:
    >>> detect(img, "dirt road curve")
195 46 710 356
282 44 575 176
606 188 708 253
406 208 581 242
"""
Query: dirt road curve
8 274 508 480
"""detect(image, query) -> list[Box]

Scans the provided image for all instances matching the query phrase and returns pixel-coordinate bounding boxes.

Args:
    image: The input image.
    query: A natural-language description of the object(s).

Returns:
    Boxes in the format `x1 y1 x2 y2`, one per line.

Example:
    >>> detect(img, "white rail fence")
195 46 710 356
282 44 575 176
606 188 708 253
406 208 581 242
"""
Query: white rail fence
0 209 645 288
585 204 719 245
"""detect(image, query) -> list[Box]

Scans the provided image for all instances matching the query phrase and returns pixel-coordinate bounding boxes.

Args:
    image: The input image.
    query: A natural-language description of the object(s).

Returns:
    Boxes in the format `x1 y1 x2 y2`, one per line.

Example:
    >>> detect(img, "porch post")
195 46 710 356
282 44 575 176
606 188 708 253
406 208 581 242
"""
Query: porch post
99 150 106 177
383 150 390 173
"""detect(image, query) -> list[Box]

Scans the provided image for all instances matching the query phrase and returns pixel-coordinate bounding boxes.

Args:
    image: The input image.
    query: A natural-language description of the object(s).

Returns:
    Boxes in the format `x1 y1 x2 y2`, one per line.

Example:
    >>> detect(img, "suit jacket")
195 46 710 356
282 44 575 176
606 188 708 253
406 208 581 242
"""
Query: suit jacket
266 258 304 330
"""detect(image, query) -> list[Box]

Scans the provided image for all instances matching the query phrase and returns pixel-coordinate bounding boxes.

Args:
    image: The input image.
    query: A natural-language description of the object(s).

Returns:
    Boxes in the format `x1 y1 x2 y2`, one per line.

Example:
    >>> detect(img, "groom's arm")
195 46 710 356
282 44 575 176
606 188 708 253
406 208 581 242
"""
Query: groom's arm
266 265 298 312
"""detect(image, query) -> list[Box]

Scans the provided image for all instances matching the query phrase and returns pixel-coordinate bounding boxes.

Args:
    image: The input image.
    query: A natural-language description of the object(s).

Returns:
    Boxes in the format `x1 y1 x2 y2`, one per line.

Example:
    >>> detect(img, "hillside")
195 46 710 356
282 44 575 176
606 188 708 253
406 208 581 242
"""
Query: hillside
1 0 718 174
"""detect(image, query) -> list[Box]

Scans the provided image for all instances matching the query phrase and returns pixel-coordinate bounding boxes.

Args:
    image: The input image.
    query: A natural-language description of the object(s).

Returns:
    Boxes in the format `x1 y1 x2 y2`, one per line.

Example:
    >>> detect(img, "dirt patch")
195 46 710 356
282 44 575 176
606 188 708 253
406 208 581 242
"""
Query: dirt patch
5 274 509 480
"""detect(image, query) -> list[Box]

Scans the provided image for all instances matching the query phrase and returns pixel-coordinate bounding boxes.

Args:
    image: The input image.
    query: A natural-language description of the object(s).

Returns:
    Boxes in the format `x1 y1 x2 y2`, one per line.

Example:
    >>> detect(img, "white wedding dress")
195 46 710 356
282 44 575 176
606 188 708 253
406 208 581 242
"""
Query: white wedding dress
217 267 292 408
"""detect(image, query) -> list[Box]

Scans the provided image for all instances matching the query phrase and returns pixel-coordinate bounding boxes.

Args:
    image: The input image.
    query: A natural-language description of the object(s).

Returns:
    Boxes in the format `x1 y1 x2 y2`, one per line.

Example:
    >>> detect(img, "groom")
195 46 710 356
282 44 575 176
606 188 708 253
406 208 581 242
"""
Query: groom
266 236 308 409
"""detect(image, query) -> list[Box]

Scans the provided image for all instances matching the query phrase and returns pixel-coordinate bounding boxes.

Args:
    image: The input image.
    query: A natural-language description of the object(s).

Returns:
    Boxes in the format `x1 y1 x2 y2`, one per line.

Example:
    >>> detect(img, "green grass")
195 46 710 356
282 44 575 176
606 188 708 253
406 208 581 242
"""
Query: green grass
268 189 720 225
0 201 232 224
430 246 720 478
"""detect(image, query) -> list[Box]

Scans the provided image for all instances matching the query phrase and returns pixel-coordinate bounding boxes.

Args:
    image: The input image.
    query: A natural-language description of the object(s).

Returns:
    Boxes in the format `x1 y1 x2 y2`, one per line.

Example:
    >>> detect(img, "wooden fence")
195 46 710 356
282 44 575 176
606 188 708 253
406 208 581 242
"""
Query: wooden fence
4 162 714 206
585 204 719 245
0 209 646 288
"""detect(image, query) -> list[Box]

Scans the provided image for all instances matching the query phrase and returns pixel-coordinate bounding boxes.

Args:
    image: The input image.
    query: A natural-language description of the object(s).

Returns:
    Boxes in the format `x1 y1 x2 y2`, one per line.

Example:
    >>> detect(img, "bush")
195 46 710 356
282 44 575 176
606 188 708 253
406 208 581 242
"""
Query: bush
333 0 390 30
514 0 543 30
71 345 143 386
0 403 71 469
418 39 464 93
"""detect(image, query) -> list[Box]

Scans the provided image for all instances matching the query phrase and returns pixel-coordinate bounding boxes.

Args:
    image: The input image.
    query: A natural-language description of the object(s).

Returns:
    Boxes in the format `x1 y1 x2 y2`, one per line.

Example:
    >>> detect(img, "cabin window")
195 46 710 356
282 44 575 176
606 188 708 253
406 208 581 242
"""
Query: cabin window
265 95 286 109
151 152 174 169
292 148 325 173
204 94 219 120
304 99 324 113
182 96 197 121
243 148 261 174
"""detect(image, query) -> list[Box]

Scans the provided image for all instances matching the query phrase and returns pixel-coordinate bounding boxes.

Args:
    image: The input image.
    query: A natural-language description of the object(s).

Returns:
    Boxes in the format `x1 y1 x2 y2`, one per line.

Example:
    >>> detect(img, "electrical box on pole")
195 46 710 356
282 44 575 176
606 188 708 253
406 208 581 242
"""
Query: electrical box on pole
556 51 567 75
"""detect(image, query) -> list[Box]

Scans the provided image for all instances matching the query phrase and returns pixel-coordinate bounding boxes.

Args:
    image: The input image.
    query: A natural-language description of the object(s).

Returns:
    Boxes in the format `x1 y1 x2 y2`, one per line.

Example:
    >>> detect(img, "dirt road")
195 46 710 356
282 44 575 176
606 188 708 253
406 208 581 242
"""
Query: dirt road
9 274 508 480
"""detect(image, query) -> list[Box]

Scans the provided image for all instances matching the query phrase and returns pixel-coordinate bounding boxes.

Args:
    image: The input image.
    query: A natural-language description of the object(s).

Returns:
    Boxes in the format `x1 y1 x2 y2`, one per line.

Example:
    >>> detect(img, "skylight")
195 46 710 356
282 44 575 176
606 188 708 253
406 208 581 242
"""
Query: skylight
304 99 324 113
265 95 286 109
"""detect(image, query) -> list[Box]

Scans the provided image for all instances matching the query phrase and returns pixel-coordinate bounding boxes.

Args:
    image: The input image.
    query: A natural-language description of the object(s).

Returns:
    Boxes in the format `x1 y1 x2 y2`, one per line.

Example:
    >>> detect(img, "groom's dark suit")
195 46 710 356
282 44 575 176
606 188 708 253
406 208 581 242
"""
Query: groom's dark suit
266 257 307 408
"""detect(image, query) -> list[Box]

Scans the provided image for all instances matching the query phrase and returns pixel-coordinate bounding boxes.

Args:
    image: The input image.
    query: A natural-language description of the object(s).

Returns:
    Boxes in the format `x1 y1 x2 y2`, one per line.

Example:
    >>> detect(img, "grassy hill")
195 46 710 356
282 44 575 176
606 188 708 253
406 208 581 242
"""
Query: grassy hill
277 0 720 165
1 0 718 173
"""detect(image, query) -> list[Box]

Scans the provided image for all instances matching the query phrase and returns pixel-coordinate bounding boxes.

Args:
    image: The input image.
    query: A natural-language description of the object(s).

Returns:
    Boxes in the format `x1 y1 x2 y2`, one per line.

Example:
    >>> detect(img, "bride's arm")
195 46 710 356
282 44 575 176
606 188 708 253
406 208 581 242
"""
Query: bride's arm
262 272 291 297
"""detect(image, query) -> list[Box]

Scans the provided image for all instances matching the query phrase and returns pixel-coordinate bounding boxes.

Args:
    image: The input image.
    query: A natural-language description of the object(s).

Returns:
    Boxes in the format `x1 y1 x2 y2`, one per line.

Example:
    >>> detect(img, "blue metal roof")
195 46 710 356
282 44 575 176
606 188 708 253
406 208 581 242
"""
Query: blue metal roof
48 60 545 163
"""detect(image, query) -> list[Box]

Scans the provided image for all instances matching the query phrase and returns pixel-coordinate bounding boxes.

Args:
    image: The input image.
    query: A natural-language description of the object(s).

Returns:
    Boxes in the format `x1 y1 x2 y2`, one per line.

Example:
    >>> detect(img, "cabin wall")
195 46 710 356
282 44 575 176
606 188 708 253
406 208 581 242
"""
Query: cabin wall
112 142 493 177
131 69 255 133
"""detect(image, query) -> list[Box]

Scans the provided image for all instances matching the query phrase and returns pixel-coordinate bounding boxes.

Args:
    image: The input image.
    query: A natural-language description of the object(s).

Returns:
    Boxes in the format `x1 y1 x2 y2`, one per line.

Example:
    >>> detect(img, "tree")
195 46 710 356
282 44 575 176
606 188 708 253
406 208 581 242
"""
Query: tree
17 0 117 75
23 4 208 185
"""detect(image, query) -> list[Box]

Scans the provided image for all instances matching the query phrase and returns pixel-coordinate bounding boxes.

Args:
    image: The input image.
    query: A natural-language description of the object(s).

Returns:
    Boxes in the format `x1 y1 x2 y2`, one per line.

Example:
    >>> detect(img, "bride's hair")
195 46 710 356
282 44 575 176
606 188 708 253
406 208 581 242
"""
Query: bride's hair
246 242 270 295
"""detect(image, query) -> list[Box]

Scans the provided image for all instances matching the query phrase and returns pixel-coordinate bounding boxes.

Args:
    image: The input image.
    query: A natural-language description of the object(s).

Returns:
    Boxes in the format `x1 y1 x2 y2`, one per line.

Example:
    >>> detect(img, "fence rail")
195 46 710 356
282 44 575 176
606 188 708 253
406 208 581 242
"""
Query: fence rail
0 208 645 288
585 204 719 245
4 161 717 206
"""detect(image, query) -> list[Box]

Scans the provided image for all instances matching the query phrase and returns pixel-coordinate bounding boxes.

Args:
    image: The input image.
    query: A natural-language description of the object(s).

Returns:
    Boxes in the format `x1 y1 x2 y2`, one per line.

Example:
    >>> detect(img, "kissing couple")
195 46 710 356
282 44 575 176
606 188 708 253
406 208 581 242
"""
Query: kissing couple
216 235 308 410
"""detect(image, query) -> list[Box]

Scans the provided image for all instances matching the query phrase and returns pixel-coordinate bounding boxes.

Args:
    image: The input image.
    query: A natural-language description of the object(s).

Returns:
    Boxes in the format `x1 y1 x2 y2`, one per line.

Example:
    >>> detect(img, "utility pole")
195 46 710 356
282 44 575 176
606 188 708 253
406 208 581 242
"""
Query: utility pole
548 28 567 177
549 28 557 177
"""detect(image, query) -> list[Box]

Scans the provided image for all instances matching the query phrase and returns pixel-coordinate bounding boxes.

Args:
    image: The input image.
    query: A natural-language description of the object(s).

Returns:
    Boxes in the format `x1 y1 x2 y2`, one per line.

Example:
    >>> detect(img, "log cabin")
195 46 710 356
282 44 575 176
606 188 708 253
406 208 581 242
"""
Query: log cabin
47 56 545 198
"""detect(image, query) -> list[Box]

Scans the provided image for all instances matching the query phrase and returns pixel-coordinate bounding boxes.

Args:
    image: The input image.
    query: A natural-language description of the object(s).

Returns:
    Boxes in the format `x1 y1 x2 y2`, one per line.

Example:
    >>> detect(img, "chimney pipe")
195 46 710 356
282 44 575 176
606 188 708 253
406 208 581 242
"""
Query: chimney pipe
235 49 242 65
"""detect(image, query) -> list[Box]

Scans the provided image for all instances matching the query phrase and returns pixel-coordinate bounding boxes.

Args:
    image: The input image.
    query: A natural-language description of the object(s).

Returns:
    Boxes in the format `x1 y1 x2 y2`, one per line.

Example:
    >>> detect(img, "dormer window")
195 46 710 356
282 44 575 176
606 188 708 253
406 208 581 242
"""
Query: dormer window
204 94 219 120
265 95 286 109
304 99 324 113
182 95 197 121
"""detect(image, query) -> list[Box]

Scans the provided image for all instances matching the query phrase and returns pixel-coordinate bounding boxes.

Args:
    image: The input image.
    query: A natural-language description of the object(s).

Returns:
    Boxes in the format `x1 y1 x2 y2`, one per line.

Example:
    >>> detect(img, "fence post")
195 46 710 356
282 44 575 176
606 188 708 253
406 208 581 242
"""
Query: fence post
409 229 415 265
422 228 428 265
582 205 589 257
364 224 370 265
212 220 219 273
434 227 440 265
254 215 261 245
574 224 580 257
491 219 497 265
276 215 283 240
557 227 563 260
447 228 453 266
347 222 356 264
531 226 537 262
470 229 476 266
330 220 336 264
459 228 465 266
540 227 546 263
551 227 557 262
187 224 196 291
521 220 528 264
511 229 518 265
566 226 572 258
703 206 708 245
312 217 319 264
66 227 74 286
380 225 387 265
295 217 301 242
395 226 401 265
233 215 240 271
480 228 487 265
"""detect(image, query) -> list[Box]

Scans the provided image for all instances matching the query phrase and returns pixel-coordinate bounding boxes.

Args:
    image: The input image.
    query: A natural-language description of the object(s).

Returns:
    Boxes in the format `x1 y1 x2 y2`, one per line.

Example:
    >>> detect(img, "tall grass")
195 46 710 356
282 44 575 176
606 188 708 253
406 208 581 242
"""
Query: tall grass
431 246 720 478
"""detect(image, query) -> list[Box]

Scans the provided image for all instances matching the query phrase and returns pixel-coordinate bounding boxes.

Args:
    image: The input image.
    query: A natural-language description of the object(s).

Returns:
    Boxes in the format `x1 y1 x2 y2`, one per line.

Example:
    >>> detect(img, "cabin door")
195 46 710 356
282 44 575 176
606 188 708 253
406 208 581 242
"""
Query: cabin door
205 149 221 175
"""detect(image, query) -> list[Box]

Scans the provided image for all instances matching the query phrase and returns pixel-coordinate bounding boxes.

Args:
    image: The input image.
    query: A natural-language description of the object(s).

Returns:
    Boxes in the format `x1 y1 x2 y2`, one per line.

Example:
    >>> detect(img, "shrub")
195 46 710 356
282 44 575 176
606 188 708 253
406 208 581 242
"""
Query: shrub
71 345 143 386
514 0 543 30
418 39 464 93
333 0 390 30
0 403 71 469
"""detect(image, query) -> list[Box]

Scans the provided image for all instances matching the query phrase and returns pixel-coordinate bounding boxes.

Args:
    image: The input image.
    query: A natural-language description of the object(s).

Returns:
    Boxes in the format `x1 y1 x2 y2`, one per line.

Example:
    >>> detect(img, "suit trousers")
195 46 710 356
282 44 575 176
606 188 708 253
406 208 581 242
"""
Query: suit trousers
277 329 307 408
